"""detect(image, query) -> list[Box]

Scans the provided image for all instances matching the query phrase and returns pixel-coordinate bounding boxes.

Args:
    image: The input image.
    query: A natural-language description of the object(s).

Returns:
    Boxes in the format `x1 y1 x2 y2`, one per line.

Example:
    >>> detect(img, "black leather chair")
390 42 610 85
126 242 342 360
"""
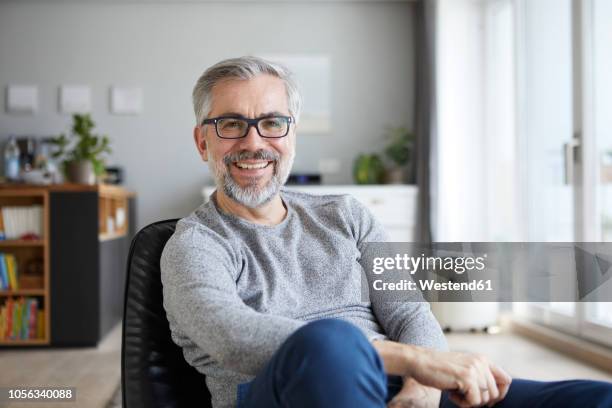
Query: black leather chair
122 219 212 408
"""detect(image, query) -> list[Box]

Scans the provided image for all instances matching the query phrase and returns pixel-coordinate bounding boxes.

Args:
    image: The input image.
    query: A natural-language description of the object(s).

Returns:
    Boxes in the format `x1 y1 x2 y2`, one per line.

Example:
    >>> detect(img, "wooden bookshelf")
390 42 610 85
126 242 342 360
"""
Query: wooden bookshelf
0 188 50 345
0 289 45 296
0 239 46 247
98 184 134 241
0 183 136 347
0 338 49 346
0 183 135 240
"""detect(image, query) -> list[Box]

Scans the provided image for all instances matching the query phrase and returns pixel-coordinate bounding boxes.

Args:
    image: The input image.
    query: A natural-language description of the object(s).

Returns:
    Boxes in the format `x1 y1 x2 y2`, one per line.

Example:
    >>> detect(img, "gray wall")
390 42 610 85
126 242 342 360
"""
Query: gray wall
0 1 416 229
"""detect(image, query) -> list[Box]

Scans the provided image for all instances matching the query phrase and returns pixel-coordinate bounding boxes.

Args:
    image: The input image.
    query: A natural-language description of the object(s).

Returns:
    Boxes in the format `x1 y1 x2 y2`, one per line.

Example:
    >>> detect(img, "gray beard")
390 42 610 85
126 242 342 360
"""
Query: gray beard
221 164 281 208
209 151 294 209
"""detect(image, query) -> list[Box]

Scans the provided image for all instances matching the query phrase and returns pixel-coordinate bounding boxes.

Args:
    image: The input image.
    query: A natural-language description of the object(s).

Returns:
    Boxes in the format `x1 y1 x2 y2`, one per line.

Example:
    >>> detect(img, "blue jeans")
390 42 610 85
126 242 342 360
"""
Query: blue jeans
236 319 612 408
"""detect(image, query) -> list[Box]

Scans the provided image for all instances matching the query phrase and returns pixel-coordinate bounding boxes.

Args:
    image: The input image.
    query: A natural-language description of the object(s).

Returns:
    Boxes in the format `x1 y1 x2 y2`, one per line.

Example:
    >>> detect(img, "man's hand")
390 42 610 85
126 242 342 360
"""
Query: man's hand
372 340 512 408
409 348 511 407
387 377 441 408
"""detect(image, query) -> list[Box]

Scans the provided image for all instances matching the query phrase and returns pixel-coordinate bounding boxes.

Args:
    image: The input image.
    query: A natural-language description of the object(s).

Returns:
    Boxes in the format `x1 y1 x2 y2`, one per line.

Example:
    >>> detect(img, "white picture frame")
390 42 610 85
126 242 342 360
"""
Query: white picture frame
260 54 331 134
6 85 38 114
110 86 143 115
59 85 91 114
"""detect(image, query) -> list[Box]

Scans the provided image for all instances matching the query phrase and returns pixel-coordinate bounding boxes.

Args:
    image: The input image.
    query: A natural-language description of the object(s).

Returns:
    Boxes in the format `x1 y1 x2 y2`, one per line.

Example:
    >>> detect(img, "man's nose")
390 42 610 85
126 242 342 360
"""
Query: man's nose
237 124 267 150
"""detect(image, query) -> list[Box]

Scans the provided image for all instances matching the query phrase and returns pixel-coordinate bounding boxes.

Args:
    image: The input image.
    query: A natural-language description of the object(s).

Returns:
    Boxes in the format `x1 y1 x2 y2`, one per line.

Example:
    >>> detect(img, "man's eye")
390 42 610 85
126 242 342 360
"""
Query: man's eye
261 118 282 128
221 120 243 129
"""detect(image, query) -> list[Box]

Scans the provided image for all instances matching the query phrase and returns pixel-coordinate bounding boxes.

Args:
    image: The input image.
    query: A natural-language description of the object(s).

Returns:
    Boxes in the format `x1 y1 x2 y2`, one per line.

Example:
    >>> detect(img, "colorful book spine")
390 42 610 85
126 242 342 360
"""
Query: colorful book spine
11 299 19 340
0 304 5 340
0 207 5 241
5 254 18 290
2 208 10 240
36 309 44 339
0 253 6 290
0 253 8 290
22 298 30 339
0 297 42 341
29 298 38 339
16 299 22 339
5 298 13 339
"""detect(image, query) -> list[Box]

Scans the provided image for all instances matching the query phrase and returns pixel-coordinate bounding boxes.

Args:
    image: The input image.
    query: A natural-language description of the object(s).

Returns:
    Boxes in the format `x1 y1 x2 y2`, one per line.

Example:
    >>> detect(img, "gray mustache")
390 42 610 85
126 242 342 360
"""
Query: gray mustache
223 150 280 166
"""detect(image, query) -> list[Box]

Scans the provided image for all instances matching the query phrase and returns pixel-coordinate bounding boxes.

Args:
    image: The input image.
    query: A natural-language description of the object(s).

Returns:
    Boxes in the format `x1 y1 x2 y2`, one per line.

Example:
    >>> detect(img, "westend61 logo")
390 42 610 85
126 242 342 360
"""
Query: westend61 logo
372 253 487 275
362 243 612 302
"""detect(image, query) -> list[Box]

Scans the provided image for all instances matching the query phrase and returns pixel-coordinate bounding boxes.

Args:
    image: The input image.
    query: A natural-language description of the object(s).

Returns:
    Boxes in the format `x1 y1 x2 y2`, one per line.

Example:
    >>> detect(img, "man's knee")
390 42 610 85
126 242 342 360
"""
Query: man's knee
274 319 387 403
285 318 382 373
289 319 369 351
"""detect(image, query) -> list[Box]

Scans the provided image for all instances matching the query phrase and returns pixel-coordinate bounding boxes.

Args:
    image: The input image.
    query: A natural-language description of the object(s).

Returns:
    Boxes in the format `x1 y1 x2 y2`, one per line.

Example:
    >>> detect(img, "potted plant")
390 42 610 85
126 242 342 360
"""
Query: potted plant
353 154 385 184
383 126 415 184
51 114 111 185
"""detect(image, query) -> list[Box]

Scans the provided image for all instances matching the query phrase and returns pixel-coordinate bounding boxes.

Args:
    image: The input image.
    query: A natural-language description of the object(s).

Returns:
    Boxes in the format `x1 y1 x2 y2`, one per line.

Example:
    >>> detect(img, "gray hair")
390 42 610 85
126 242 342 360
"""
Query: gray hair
192 56 302 126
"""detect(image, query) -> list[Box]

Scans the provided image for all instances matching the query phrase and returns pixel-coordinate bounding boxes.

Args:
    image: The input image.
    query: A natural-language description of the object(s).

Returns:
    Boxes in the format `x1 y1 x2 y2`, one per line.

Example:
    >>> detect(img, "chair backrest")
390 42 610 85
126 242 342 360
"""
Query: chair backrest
122 219 212 408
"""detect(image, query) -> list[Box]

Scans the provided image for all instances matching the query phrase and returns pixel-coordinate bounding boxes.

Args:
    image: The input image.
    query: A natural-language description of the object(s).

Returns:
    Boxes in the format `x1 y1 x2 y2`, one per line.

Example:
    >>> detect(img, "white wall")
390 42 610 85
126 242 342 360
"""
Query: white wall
0 1 417 229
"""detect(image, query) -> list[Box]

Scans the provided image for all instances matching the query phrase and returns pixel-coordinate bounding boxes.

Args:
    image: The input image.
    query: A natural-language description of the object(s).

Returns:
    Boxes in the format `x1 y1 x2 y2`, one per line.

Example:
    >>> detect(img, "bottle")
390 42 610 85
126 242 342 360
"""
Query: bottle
4 136 21 182
20 137 35 172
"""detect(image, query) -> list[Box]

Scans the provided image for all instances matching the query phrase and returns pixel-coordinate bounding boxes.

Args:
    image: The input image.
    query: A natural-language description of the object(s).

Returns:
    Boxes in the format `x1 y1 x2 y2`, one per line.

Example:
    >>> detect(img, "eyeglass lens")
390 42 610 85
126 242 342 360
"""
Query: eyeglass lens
217 117 289 138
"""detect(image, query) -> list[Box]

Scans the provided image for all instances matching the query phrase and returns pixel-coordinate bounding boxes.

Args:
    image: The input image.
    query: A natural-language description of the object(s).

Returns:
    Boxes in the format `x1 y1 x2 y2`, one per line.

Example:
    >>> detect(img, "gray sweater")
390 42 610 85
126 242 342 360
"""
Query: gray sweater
160 189 447 408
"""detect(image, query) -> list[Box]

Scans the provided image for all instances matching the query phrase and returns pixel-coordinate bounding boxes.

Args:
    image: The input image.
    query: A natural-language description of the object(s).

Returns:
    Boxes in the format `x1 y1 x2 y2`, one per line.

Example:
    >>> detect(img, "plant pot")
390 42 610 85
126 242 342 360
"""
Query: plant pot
66 160 96 185
384 166 406 184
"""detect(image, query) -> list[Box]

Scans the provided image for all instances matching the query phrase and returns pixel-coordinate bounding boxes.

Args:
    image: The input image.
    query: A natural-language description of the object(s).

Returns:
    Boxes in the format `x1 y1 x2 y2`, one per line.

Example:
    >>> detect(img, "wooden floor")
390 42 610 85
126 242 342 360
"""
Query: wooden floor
0 323 121 408
0 324 610 408
447 331 612 382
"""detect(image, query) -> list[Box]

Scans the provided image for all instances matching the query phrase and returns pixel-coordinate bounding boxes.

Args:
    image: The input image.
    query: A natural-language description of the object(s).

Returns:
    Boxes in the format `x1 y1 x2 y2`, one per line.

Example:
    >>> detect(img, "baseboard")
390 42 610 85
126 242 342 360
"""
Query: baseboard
507 317 612 375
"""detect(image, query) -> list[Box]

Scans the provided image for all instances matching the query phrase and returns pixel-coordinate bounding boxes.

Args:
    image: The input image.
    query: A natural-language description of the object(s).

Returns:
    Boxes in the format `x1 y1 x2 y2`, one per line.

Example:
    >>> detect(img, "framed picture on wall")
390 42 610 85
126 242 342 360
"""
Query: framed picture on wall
260 54 331 134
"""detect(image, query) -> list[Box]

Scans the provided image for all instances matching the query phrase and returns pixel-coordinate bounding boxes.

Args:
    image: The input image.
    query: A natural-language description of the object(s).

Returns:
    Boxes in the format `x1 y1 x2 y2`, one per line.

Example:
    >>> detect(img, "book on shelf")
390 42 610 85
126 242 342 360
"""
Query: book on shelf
29 298 38 339
6 254 17 290
0 253 20 291
0 211 4 240
0 206 44 241
36 309 44 339
0 297 42 341
0 253 7 289
13 298 21 339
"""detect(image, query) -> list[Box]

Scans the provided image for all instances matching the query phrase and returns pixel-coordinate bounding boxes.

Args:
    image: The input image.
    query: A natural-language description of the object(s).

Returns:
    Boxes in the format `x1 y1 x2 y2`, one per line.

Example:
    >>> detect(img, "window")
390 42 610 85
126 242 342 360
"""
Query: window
483 0 612 347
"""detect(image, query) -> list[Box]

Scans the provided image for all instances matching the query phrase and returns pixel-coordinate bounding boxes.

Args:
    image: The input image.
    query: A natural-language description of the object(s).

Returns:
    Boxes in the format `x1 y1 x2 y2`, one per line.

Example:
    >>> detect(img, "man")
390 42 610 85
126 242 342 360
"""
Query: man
161 56 612 408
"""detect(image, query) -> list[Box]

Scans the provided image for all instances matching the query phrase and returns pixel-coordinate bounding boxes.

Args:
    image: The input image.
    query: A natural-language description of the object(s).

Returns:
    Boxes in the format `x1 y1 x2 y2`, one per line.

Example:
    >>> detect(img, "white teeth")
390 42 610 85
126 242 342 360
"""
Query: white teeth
235 161 269 169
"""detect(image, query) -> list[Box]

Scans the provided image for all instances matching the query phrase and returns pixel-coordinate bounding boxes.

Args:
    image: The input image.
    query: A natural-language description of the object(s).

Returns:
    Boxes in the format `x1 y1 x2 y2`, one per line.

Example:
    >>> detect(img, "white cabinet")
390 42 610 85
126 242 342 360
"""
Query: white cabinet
202 185 418 242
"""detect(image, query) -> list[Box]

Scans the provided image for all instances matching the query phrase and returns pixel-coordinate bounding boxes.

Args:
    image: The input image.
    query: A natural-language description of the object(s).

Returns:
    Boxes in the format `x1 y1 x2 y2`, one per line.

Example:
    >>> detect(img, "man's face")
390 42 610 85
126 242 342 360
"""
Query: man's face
194 74 296 208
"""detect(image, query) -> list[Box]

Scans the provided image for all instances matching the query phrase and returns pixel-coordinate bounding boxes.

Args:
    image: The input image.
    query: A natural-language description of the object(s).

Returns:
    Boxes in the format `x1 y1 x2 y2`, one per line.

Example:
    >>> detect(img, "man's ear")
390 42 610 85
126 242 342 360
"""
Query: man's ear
193 126 209 162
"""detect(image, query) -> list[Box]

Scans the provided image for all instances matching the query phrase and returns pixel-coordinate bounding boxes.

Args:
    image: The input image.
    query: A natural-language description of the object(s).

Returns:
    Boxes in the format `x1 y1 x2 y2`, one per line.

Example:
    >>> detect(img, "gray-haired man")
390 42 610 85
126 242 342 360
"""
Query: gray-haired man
161 56 612 408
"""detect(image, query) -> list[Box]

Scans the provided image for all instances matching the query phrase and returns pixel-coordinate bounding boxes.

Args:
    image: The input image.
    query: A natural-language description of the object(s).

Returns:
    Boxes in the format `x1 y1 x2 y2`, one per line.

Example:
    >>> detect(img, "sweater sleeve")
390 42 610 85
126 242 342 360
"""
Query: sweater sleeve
160 223 305 376
345 196 449 351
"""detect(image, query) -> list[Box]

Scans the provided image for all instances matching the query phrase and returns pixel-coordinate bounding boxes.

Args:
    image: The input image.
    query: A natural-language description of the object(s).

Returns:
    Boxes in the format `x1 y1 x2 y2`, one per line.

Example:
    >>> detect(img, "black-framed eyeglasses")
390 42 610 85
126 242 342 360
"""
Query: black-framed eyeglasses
201 115 294 139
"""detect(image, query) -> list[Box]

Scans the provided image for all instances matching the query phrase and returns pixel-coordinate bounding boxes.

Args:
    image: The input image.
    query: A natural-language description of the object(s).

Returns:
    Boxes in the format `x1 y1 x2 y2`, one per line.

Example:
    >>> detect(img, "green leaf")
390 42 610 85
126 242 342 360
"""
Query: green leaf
54 114 111 177
383 126 414 166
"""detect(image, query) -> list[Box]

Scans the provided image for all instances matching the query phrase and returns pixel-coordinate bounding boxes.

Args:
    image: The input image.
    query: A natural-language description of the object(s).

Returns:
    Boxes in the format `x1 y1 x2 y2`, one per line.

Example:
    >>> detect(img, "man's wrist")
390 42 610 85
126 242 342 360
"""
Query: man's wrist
372 339 424 377
399 343 424 378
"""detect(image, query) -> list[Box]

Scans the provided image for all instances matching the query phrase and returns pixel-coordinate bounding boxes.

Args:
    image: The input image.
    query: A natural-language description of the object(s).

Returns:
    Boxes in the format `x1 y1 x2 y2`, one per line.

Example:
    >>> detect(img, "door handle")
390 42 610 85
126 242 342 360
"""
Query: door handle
564 137 580 185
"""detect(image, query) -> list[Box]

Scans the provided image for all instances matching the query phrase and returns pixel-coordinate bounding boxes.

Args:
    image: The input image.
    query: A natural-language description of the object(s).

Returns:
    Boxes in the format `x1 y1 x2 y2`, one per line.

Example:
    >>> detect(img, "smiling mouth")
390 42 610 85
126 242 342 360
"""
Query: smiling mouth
233 161 273 170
